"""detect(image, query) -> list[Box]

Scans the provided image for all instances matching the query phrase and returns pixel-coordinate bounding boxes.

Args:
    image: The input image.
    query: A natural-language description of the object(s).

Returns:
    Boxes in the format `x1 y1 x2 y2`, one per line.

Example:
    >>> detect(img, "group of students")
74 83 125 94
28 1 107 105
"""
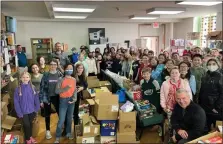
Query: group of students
13 42 223 144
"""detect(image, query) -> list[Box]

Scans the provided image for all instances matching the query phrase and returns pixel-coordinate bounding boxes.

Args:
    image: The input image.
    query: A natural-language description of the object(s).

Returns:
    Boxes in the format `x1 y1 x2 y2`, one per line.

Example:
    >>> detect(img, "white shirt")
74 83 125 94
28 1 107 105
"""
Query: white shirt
86 58 97 74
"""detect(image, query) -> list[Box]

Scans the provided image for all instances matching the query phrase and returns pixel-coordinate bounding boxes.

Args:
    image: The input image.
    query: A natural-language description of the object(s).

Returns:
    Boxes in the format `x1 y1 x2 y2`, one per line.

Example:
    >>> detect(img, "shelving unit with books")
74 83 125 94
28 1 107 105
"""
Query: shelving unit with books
31 38 53 63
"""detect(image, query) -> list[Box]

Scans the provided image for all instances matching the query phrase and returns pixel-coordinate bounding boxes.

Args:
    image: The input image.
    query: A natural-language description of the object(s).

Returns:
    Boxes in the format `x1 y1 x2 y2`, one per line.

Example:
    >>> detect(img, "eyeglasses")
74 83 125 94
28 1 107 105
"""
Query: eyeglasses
50 64 57 66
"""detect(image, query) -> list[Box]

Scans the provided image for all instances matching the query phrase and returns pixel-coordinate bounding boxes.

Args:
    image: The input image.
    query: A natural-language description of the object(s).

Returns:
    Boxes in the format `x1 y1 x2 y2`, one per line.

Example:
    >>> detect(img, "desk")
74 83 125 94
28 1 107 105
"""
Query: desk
101 70 164 141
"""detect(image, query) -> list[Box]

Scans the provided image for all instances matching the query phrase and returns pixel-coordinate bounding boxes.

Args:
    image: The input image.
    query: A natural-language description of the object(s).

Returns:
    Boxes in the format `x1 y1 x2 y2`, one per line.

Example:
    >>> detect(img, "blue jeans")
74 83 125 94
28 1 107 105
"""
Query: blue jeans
56 97 75 138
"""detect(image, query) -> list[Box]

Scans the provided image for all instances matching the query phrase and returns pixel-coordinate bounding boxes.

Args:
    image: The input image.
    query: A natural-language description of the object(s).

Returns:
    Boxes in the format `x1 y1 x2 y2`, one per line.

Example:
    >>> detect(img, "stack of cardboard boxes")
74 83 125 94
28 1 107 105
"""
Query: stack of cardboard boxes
75 76 139 143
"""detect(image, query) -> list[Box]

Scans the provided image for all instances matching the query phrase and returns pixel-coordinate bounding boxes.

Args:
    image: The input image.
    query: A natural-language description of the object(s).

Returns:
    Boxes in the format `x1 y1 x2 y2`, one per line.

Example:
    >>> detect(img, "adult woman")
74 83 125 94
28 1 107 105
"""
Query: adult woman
161 59 175 82
199 58 223 131
179 62 196 96
39 59 63 140
121 53 132 78
151 57 165 86
37 56 50 74
160 67 192 113
73 63 88 125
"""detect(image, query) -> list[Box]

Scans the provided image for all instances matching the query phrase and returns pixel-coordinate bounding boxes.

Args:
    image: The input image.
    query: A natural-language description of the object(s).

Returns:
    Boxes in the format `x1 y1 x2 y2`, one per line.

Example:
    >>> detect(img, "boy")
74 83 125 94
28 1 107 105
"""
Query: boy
190 54 206 103
140 67 160 112
130 52 140 83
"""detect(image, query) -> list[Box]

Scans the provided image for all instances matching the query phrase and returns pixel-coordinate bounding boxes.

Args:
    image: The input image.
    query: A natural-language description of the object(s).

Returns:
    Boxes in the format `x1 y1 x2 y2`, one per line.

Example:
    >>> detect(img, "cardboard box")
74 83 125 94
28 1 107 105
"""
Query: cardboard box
119 110 136 133
3 130 24 144
94 92 119 120
82 114 100 137
100 136 116 144
1 102 8 122
83 89 91 99
75 125 100 143
187 131 222 143
100 120 117 136
1 13 6 31
87 76 100 88
2 94 10 105
117 131 136 143
2 115 17 130
99 81 112 91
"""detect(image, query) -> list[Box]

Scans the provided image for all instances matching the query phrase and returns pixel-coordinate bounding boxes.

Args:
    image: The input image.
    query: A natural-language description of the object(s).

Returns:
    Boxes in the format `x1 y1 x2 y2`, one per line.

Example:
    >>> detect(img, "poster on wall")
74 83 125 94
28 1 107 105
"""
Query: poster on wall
88 28 105 45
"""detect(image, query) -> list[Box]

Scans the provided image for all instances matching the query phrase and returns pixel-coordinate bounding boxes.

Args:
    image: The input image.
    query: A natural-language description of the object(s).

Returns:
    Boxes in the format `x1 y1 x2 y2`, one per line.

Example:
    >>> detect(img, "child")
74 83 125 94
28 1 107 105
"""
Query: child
54 64 77 143
14 72 40 144
130 52 140 83
75 54 88 76
190 54 206 103
140 67 161 112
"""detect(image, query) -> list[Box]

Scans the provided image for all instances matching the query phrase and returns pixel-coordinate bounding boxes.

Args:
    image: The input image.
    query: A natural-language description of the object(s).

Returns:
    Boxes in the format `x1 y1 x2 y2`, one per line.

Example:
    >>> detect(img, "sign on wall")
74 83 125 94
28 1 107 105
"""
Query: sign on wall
88 28 105 45
153 22 159 28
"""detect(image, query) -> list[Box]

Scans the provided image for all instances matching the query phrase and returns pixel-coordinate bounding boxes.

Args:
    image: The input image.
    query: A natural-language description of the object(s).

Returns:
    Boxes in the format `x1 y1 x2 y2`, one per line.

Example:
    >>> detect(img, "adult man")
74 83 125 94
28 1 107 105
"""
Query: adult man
17 45 28 74
51 42 70 67
170 88 206 144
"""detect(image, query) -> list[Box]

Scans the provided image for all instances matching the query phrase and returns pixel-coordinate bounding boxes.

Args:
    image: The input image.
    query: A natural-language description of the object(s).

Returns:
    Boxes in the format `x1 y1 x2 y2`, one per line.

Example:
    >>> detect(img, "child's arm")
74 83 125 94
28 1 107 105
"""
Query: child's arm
55 78 70 94
14 88 23 118
189 75 196 95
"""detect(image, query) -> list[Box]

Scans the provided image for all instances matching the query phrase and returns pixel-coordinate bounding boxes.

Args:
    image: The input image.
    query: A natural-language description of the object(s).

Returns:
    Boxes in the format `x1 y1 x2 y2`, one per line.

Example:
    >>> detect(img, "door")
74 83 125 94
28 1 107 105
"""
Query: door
141 36 159 56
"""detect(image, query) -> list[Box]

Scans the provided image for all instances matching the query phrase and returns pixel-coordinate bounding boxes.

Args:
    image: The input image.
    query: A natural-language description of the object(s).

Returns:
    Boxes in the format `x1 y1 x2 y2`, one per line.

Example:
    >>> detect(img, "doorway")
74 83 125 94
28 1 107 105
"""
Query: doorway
141 36 159 56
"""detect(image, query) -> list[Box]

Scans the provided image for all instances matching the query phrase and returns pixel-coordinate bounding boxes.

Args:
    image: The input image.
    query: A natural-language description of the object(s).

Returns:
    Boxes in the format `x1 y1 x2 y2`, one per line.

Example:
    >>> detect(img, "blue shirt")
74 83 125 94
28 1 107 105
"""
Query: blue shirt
17 52 27 67
71 53 79 64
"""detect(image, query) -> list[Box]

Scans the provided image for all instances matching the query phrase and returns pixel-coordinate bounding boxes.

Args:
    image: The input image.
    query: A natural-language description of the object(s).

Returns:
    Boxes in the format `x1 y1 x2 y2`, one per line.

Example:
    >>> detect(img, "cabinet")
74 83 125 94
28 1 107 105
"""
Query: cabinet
31 38 53 63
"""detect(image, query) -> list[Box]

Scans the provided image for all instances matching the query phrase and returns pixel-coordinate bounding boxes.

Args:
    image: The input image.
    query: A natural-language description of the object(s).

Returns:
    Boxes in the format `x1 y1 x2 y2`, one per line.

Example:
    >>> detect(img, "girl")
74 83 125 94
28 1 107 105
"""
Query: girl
96 54 103 80
151 57 165 86
75 54 88 76
179 62 196 96
95 47 101 58
37 56 50 74
130 52 140 83
143 49 149 56
199 58 223 131
136 55 152 83
121 53 132 78
158 54 166 64
163 51 170 59
80 49 87 59
30 64 43 93
73 63 88 125
39 59 63 140
55 64 77 143
103 47 110 56
86 52 97 76
14 72 40 144
161 59 175 82
160 67 192 113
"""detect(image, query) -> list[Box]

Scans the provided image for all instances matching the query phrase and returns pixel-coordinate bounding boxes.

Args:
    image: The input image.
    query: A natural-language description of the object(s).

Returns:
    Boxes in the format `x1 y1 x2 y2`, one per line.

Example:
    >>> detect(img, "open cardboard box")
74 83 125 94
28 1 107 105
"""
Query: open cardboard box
2 94 10 105
87 76 100 88
94 92 119 120
117 130 136 143
1 102 8 122
2 115 17 130
99 81 112 91
187 131 222 143
82 114 100 137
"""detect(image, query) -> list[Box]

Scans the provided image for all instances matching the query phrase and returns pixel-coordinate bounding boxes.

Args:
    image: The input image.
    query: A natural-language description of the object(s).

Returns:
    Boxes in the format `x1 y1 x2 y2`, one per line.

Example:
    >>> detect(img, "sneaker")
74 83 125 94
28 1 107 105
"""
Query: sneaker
61 130 66 137
66 133 74 140
46 130 52 140
30 137 37 143
54 138 60 143
26 140 32 144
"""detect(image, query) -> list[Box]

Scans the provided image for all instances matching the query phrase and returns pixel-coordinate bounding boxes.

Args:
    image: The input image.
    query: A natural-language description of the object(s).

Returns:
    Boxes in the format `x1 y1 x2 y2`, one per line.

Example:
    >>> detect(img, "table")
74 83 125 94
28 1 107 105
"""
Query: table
101 70 164 141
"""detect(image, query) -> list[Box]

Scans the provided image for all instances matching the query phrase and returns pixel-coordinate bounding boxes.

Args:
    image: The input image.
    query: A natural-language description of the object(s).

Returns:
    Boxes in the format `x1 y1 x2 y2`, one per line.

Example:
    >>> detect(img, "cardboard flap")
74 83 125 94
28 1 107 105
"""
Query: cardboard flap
2 116 17 130
86 99 95 106
95 92 112 100
90 116 98 124
119 110 136 121
82 114 91 126
1 102 7 109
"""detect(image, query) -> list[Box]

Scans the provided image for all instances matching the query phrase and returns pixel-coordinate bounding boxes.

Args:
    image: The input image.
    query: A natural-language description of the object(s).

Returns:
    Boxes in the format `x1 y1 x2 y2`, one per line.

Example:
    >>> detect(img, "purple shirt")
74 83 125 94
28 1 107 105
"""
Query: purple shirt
14 83 40 118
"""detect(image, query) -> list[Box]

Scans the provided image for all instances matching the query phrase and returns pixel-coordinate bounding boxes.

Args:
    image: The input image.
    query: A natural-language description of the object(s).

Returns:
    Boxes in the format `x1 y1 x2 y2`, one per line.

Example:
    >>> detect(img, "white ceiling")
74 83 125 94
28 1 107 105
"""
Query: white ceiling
1 1 222 23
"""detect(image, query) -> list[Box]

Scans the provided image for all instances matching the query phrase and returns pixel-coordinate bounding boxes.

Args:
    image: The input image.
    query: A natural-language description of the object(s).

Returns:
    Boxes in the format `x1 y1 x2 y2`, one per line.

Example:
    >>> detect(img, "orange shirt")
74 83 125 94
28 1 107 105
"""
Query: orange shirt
60 77 76 98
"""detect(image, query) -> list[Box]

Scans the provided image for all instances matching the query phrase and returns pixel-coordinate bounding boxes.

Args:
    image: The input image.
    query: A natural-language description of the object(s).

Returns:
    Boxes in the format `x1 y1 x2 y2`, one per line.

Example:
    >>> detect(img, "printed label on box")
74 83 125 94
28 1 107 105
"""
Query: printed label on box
110 132 115 136
82 137 94 143
84 126 90 133
111 105 118 112
94 128 98 134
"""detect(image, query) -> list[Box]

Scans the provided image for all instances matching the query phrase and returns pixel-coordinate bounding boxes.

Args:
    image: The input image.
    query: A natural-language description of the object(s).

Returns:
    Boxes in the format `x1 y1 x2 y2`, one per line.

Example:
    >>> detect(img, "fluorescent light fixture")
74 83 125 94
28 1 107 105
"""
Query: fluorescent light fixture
54 16 87 19
131 17 158 20
129 15 158 20
147 8 186 15
53 7 95 13
176 1 222 6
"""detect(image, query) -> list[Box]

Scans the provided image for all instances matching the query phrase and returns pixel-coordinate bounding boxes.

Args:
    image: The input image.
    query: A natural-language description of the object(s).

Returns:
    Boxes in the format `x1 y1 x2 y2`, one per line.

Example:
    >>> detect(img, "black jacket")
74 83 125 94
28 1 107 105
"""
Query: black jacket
161 68 170 82
199 70 223 112
171 102 206 141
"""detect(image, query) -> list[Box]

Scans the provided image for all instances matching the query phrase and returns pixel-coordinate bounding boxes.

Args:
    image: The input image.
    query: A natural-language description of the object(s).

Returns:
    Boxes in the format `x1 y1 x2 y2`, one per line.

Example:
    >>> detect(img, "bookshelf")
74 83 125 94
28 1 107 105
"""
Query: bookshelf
31 38 53 63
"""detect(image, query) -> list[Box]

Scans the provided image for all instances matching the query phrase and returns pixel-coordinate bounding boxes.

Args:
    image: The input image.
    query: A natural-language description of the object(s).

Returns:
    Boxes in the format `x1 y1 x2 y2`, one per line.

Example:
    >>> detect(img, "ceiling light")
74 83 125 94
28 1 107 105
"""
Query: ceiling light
129 15 159 20
54 16 87 19
147 8 186 15
176 1 222 6
53 7 95 13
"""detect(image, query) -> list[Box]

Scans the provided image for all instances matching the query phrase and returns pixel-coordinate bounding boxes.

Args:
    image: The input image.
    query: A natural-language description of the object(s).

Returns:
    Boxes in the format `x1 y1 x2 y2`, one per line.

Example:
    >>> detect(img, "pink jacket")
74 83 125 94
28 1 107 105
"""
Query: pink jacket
160 78 193 110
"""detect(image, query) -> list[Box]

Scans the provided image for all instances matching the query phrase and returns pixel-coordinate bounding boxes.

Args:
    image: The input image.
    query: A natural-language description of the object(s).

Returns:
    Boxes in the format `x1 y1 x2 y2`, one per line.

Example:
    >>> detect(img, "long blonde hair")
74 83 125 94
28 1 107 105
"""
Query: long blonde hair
19 71 36 96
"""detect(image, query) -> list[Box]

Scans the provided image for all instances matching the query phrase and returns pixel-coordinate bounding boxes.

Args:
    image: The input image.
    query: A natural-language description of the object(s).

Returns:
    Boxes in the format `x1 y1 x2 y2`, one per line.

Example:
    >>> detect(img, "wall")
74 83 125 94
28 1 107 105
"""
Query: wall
173 18 193 39
165 23 174 48
216 12 222 31
16 21 139 58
